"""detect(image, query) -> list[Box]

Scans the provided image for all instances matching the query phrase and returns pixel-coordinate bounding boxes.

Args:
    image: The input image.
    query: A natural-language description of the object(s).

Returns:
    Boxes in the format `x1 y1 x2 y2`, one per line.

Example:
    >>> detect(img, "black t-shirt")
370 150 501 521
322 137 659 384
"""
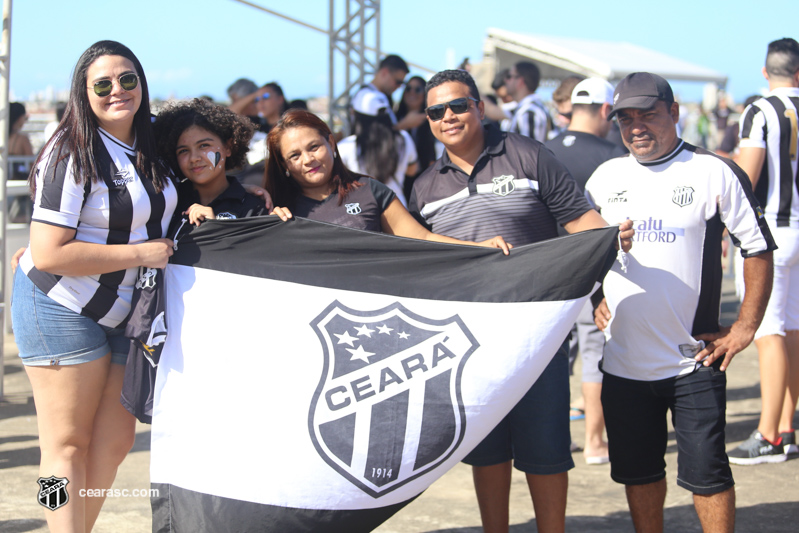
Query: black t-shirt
545 131 627 192
170 176 267 236
293 176 396 232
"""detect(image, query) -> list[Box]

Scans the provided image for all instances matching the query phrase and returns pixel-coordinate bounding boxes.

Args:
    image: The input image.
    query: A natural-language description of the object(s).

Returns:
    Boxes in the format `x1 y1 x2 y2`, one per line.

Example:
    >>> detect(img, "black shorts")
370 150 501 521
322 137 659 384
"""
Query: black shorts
601 361 734 495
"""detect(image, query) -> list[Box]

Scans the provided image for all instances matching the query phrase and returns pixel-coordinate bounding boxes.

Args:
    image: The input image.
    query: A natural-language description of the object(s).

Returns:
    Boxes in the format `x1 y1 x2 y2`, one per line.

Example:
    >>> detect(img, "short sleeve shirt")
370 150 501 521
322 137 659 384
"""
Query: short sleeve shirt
409 126 592 245
19 129 178 327
293 176 396 232
585 141 776 381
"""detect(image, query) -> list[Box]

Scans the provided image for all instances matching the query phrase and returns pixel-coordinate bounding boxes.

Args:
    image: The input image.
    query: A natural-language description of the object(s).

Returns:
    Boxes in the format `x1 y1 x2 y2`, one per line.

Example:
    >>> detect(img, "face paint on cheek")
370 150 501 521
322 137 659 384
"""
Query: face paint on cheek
205 151 222 168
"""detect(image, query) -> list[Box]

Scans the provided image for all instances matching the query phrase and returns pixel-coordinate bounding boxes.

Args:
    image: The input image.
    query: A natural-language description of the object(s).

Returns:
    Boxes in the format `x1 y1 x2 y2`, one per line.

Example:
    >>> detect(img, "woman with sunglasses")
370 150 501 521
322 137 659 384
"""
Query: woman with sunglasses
12 40 177 532
265 109 510 253
396 76 441 199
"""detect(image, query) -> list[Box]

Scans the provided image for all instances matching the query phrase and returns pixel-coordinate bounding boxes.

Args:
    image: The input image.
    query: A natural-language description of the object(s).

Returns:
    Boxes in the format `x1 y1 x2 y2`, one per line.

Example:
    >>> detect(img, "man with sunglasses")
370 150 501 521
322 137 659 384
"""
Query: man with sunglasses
352 54 426 133
409 69 633 533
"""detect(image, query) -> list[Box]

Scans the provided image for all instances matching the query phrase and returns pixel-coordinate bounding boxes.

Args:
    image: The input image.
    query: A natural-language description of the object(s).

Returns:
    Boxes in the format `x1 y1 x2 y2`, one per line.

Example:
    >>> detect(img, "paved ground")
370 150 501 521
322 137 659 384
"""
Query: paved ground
1 277 797 532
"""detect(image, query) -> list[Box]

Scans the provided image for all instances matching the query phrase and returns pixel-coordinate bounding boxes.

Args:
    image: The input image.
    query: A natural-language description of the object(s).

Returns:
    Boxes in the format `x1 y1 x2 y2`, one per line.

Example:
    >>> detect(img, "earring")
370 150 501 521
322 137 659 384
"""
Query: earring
285 169 290 177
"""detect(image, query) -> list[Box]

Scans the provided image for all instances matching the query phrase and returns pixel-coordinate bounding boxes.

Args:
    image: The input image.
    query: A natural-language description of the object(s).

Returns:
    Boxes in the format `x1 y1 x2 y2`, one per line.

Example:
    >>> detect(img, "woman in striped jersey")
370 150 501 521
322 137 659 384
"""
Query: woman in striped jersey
11 41 178 531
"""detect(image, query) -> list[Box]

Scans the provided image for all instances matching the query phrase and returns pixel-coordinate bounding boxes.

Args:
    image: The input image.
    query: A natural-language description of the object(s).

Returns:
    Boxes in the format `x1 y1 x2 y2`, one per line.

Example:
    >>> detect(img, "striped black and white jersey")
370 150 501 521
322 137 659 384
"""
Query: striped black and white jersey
19 128 178 327
585 141 776 381
409 125 591 246
506 93 550 142
739 87 799 228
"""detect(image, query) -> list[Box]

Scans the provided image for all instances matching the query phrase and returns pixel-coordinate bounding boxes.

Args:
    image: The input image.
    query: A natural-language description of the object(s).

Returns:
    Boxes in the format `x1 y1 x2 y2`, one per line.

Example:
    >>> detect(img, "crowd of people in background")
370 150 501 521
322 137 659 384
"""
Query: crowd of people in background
9 36 799 533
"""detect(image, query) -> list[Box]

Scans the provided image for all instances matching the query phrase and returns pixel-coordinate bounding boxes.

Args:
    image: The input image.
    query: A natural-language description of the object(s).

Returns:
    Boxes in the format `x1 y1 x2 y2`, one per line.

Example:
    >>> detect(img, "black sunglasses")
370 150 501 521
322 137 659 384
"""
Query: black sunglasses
91 73 139 97
425 97 479 121
406 85 424 94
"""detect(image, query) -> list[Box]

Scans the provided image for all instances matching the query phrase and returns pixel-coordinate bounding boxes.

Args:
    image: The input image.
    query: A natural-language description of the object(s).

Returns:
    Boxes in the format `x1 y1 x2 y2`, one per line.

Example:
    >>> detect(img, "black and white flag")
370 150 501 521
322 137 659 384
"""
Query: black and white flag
150 216 617 532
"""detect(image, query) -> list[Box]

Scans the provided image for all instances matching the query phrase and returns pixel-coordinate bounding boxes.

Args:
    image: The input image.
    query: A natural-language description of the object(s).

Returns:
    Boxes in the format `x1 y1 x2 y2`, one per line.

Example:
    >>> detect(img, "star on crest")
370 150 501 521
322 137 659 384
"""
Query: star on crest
377 324 393 335
354 324 375 337
398 331 410 339
334 330 358 347
347 344 375 363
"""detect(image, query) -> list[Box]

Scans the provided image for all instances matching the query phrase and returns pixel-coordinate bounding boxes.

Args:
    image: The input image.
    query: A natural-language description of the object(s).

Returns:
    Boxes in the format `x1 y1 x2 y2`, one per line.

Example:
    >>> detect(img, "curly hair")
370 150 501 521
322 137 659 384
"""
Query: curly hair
153 98 254 179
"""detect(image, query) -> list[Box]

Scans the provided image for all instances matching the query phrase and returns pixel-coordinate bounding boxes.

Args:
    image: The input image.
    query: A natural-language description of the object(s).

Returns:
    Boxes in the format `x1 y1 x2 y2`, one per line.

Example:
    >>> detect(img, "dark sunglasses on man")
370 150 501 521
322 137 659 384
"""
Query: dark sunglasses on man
91 73 139 97
425 97 479 121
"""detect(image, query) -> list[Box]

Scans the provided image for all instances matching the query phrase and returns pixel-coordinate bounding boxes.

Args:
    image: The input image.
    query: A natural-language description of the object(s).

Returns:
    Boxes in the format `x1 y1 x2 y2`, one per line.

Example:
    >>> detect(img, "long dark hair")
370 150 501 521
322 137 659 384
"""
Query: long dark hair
396 75 437 189
265 109 364 208
353 110 403 185
31 40 168 192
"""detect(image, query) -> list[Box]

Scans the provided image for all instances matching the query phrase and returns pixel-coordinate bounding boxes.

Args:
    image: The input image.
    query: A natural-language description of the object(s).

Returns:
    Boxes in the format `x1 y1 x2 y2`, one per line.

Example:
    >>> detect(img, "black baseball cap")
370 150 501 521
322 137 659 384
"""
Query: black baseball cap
607 72 674 120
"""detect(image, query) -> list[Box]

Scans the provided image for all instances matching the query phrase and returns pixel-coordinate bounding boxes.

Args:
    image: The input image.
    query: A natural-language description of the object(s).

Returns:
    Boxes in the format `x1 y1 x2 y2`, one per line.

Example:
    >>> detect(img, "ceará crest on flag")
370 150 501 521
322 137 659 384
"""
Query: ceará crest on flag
309 301 479 498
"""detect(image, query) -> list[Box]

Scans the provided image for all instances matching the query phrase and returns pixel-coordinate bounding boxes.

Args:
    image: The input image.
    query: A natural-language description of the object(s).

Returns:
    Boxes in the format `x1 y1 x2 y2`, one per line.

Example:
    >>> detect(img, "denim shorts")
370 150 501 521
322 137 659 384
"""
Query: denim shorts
601 360 733 495
462 341 574 475
12 268 130 366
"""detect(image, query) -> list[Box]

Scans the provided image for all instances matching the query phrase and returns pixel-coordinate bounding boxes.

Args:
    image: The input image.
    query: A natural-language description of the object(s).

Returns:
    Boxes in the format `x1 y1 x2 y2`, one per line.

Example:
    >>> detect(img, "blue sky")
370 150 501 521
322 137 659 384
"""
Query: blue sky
9 0 797 104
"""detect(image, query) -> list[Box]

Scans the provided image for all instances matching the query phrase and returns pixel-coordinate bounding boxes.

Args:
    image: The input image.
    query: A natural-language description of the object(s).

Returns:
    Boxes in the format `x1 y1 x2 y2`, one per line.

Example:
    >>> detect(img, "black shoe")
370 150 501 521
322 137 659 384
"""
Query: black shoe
728 430 787 465
780 430 798 456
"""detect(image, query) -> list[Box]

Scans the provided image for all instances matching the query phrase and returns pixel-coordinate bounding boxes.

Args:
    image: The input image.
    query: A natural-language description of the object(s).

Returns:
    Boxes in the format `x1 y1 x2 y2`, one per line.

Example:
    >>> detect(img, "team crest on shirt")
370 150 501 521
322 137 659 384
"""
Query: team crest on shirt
672 186 694 207
135 267 158 290
345 203 362 215
562 135 576 147
492 175 516 197
215 212 237 220
309 301 479 498
37 476 69 511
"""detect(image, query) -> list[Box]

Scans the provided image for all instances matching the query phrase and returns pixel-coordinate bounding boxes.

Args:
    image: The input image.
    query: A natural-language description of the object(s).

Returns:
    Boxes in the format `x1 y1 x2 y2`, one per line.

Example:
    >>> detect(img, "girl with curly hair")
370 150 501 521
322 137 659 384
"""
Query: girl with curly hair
153 98 267 227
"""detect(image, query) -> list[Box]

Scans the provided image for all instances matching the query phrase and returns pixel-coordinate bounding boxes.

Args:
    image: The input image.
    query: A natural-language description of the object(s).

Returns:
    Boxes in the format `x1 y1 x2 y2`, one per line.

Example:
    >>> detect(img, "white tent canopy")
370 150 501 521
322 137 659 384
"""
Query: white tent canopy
481 28 728 86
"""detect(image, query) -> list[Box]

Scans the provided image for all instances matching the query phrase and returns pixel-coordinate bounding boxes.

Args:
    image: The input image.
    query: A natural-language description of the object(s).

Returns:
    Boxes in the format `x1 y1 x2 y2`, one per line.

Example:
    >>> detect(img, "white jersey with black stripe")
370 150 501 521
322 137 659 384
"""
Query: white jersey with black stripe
739 87 799 228
506 93 549 142
586 141 776 381
19 128 178 327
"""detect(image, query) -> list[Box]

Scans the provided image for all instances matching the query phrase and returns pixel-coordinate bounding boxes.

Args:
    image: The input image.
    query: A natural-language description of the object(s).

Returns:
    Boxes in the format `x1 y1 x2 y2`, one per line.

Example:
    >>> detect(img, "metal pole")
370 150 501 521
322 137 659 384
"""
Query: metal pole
0 0 13 400
328 0 334 126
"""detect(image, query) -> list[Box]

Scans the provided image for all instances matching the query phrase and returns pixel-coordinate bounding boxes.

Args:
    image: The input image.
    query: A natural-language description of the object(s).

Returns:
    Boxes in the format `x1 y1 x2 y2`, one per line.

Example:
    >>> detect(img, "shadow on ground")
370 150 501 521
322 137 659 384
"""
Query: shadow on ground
0 519 47 533
424 501 799 533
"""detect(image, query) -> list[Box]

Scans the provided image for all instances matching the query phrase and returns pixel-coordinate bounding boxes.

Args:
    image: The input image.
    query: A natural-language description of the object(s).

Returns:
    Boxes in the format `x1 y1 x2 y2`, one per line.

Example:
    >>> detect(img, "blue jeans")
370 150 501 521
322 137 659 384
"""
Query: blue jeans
12 268 130 366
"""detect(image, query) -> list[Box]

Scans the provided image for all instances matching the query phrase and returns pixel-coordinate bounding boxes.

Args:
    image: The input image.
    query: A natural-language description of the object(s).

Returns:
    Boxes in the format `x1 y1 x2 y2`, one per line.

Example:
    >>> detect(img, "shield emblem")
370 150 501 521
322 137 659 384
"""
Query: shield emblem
491 175 516 197
309 301 479 498
38 476 69 511
345 202 362 215
672 186 694 207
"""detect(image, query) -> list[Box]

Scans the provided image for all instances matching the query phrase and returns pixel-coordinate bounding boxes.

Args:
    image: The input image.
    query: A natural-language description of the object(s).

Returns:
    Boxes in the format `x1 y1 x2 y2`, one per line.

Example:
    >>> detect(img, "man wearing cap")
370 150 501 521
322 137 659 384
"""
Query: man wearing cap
410 68 634 533
586 72 775 533
729 37 799 465
545 78 627 466
352 54 426 132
